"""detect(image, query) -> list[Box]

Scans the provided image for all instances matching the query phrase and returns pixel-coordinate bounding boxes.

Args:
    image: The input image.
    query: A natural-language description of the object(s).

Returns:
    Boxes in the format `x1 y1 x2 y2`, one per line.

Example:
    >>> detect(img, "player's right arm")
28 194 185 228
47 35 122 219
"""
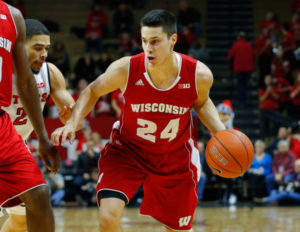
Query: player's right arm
51 56 130 146
10 6 60 173
193 61 225 134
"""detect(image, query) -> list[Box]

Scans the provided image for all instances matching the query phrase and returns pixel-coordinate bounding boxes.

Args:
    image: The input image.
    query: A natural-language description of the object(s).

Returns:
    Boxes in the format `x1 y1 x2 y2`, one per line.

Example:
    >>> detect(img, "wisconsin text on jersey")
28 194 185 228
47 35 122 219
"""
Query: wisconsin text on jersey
131 103 189 115
0 37 12 52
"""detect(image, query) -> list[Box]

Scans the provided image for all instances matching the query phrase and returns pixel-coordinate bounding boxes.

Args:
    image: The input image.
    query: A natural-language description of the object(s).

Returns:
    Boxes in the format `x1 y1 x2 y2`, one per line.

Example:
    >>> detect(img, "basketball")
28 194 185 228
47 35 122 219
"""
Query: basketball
205 129 254 178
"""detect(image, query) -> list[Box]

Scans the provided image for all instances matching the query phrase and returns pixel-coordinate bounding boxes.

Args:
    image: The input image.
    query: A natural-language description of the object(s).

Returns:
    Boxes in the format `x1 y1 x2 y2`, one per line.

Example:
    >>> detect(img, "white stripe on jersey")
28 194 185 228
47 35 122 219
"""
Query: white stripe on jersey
2 62 50 140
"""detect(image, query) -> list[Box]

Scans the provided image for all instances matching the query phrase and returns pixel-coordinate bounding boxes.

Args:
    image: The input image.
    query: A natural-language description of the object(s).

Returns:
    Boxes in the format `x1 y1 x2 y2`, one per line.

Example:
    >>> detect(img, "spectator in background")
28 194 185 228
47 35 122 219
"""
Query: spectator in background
96 51 113 75
273 74 292 114
289 122 300 160
72 79 94 118
111 89 125 118
216 100 235 130
227 31 255 107
291 0 300 13
85 2 108 54
271 48 291 82
94 94 113 117
282 23 296 68
265 140 296 194
80 167 99 206
258 11 281 44
188 40 210 62
177 0 201 38
176 26 195 54
290 71 300 120
48 41 70 76
113 3 134 37
132 27 143 55
91 131 104 154
259 75 279 139
290 12 300 44
75 127 92 156
266 127 289 156
73 140 100 206
72 53 96 86
255 28 273 88
263 159 300 205
247 140 272 201
42 167 65 207
119 32 133 57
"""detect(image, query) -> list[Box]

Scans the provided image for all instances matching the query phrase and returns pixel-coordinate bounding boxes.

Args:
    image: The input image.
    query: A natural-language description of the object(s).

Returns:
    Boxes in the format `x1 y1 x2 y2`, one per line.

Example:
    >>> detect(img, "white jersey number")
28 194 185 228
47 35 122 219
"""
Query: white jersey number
0 56 2 83
136 118 180 143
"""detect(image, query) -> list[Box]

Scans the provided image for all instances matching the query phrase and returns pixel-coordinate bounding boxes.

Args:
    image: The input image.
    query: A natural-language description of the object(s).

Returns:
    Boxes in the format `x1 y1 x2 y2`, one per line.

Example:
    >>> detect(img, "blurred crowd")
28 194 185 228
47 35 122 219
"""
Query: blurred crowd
9 0 300 206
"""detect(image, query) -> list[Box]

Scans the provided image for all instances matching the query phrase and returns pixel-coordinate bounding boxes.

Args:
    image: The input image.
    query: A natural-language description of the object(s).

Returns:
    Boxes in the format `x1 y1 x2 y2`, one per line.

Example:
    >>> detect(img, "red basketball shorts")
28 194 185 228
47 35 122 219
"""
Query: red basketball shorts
96 129 201 230
0 111 46 208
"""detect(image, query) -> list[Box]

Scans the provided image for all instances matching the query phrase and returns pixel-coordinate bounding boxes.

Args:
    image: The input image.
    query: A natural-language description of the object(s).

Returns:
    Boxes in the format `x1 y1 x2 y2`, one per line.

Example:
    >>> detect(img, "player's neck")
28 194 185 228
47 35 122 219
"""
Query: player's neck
146 53 178 89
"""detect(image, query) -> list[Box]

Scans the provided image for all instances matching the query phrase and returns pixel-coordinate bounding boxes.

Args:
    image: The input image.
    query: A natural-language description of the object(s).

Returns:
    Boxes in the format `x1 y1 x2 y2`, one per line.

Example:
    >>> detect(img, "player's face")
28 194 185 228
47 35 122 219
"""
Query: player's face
25 35 50 72
141 26 177 66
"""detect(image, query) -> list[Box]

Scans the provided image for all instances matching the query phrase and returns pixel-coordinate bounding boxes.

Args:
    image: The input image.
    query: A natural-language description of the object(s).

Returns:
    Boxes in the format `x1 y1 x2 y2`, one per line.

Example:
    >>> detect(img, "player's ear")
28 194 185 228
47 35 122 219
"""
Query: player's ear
170 33 177 46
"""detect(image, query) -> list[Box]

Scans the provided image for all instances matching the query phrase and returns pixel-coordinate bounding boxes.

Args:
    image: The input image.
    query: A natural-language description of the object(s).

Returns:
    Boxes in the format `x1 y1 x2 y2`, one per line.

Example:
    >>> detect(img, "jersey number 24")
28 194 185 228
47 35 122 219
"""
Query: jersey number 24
137 118 179 143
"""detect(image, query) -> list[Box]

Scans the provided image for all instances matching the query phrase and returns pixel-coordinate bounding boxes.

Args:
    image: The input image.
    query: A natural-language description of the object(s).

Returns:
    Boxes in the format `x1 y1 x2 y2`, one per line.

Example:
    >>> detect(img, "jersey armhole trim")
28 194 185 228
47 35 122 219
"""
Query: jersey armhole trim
46 63 51 93
195 61 199 98
121 57 131 95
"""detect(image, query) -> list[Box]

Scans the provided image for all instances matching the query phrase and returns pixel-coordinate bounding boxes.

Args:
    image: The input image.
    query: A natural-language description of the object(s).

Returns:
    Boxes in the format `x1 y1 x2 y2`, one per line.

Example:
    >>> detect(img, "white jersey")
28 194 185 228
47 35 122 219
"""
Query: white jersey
2 62 51 140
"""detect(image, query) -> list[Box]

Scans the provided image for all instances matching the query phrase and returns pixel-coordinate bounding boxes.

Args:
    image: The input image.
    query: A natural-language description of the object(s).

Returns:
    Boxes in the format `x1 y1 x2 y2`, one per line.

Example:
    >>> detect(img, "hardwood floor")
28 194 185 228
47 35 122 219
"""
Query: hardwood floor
52 206 300 232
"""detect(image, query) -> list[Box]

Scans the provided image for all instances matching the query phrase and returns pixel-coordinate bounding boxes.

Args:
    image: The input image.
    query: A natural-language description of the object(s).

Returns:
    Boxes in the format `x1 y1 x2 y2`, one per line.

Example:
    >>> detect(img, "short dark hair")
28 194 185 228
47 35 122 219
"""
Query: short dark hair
140 9 177 37
25 19 50 39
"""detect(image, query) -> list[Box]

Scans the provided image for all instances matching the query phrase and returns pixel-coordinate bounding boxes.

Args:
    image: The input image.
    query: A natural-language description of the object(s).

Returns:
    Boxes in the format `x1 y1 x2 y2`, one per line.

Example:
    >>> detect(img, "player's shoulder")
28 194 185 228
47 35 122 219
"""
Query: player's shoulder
106 56 131 75
195 60 213 85
46 62 65 85
47 62 58 72
7 3 21 17
7 4 22 25
47 62 61 78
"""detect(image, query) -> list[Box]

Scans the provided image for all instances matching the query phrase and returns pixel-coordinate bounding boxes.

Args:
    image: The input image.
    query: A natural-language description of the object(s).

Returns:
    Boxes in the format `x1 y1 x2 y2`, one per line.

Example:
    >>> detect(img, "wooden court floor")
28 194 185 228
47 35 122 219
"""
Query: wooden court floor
53 206 300 232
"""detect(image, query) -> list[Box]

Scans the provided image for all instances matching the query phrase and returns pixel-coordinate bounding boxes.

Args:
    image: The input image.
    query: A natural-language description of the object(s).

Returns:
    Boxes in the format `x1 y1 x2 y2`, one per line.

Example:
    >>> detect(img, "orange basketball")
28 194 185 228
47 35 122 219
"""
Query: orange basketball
205 129 254 178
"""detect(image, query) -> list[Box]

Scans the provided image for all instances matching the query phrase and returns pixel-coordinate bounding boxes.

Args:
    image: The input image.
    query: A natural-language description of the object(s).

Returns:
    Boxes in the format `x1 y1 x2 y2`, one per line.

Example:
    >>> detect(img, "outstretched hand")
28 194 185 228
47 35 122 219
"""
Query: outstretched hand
51 123 76 146
38 139 60 173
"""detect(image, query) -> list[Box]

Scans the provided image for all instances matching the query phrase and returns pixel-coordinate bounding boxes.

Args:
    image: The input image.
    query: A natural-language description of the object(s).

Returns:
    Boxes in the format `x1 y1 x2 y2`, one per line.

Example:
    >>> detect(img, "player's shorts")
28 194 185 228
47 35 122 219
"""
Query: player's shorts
0 111 46 208
96 129 201 231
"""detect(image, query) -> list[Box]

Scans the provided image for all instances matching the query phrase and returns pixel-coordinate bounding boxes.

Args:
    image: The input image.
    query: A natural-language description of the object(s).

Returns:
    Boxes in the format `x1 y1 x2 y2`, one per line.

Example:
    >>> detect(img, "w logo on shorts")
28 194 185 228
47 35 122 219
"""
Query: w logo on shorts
178 215 191 227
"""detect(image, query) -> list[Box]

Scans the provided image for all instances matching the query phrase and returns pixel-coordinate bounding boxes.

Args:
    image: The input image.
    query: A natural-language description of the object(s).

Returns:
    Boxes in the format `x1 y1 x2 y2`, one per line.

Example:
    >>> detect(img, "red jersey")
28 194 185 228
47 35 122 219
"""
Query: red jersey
0 1 17 107
290 137 300 159
290 85 300 105
259 87 279 110
276 77 291 102
118 52 198 154
227 38 255 73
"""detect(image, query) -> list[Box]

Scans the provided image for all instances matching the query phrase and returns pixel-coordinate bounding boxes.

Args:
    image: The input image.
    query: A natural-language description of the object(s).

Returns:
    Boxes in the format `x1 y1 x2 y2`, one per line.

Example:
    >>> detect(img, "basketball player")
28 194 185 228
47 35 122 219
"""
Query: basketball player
0 1 59 232
52 9 225 232
1 19 75 232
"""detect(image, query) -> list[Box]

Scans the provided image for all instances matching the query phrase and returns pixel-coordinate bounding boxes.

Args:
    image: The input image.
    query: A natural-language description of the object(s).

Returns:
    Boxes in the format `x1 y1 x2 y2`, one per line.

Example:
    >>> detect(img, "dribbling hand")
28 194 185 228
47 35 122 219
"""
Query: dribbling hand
38 139 60 173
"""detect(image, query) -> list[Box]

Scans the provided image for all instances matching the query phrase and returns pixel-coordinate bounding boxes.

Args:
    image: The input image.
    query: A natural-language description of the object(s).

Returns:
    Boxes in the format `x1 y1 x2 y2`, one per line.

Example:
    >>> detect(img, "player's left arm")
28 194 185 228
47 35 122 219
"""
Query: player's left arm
193 61 225 134
48 63 76 124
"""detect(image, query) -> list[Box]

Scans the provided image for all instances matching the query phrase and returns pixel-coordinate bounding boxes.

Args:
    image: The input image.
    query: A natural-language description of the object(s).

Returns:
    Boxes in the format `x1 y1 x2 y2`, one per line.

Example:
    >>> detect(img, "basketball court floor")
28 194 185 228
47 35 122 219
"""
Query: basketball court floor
1 206 299 231
51 206 300 232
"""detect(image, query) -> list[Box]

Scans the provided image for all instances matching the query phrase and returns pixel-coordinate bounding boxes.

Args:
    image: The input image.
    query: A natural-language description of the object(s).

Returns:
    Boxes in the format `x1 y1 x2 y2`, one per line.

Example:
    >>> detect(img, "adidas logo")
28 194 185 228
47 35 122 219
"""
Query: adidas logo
135 79 144 86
